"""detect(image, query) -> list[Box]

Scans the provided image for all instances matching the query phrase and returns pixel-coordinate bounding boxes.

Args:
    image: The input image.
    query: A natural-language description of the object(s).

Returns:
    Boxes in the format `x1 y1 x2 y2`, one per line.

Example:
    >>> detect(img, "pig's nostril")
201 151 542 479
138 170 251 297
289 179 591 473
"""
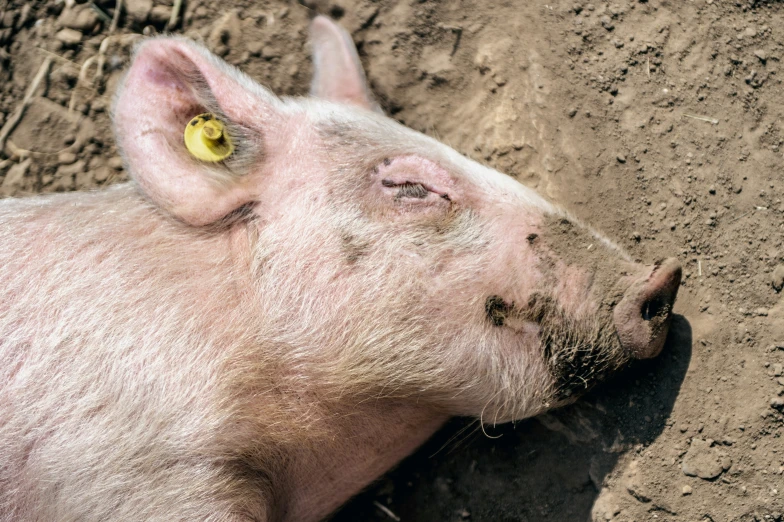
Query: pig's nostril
641 295 669 321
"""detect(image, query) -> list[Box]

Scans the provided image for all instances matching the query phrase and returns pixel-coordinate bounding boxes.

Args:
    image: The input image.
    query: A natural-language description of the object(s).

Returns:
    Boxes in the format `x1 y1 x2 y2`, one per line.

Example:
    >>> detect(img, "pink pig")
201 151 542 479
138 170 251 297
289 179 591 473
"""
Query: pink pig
0 16 681 522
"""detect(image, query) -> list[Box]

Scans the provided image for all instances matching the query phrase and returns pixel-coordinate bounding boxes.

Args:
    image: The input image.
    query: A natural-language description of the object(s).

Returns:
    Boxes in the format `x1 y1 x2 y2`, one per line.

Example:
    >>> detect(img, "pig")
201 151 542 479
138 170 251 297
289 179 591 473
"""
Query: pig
0 15 681 522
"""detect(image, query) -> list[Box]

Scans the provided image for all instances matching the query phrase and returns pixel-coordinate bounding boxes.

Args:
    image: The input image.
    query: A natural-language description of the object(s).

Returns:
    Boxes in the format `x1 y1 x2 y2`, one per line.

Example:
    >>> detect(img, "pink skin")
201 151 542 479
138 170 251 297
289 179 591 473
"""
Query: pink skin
0 16 681 522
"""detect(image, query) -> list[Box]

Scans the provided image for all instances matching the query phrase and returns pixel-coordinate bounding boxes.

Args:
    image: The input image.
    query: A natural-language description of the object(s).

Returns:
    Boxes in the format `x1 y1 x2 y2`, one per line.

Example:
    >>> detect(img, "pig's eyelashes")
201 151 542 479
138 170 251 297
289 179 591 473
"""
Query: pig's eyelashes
380 179 452 205
382 180 428 200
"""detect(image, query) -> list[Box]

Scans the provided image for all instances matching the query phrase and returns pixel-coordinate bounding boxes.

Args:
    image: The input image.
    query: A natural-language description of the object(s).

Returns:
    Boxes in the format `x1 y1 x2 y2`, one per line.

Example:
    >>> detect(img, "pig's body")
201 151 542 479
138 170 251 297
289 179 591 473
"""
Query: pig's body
0 17 682 522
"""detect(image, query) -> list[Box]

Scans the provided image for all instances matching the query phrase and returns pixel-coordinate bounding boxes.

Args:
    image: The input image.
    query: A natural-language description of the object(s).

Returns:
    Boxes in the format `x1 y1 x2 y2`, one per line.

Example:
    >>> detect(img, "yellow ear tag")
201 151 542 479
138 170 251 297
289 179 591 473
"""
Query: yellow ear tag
183 113 234 162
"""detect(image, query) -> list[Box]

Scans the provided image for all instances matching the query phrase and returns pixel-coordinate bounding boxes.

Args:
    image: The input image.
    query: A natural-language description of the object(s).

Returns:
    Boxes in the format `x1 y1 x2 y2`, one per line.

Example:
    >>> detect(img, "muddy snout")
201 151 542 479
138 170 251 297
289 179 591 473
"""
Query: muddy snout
613 257 682 359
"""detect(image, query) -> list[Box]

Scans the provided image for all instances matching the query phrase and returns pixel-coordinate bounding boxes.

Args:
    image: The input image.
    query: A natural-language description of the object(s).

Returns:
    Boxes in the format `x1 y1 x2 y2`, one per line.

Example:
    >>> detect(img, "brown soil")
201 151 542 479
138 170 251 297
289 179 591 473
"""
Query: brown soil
1 0 783 520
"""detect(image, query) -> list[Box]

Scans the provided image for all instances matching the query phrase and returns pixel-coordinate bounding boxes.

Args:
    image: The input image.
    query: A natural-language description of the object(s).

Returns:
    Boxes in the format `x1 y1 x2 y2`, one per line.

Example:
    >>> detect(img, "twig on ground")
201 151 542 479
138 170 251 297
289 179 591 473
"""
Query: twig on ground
683 114 719 125
0 57 53 152
69 55 99 112
109 0 122 34
373 501 401 522
89 2 112 23
168 0 182 30
35 46 81 68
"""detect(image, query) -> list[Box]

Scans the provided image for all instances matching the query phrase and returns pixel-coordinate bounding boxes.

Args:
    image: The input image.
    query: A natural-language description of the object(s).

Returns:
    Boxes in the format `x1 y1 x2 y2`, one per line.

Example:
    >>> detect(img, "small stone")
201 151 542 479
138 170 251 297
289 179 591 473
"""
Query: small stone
56 160 87 177
149 5 171 25
58 5 101 33
745 26 758 38
771 265 784 292
55 28 83 46
754 49 768 62
2 10 16 28
771 397 784 410
568 108 578 118
682 485 693 495
631 231 641 241
627 483 651 503
125 0 153 23
600 15 614 31
774 364 783 377
247 41 264 56
261 45 279 59
617 154 627 163
93 166 111 183
108 156 124 170
57 151 77 165
52 160 86 192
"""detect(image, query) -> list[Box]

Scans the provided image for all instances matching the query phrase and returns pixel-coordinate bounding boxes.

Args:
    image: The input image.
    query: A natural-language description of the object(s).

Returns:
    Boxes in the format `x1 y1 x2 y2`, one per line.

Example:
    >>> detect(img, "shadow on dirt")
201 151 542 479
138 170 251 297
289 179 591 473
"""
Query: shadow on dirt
333 315 692 522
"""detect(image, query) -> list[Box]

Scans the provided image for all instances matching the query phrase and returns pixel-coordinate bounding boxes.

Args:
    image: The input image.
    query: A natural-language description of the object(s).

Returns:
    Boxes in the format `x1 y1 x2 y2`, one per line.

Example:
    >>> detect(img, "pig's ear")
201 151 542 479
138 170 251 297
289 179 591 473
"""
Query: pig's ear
113 37 276 226
309 15 382 113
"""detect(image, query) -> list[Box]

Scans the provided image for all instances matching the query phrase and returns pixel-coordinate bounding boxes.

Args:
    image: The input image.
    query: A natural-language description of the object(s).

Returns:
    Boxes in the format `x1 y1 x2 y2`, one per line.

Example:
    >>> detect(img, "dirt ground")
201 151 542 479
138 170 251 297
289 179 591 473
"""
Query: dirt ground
1 0 783 520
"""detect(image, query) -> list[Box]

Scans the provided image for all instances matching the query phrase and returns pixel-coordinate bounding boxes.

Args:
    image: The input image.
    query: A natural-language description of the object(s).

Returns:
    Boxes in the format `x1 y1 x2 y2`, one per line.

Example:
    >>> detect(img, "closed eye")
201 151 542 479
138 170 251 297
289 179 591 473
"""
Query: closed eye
390 181 429 200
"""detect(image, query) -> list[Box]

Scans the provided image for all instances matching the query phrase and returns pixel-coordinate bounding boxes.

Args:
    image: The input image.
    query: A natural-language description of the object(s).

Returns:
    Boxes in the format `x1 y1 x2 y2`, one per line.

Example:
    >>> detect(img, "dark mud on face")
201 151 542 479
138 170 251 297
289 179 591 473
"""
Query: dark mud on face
538 214 633 312
525 215 640 401
524 292 630 401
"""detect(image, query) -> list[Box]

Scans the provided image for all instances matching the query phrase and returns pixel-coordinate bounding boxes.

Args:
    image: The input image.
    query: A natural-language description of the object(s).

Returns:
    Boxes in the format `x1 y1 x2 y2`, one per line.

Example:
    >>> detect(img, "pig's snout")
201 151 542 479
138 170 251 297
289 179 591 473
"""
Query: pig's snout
613 257 682 359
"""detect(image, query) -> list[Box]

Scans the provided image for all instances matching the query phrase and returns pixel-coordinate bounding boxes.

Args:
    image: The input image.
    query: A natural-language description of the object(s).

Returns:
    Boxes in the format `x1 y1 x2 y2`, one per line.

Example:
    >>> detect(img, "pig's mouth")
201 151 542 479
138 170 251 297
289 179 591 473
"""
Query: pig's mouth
519 292 629 401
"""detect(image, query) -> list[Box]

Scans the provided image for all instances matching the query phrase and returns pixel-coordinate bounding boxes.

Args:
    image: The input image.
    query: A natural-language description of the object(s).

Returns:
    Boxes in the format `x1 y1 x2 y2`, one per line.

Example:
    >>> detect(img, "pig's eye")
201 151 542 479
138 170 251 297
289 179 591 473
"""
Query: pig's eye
371 156 456 214
381 179 445 201
380 178 452 207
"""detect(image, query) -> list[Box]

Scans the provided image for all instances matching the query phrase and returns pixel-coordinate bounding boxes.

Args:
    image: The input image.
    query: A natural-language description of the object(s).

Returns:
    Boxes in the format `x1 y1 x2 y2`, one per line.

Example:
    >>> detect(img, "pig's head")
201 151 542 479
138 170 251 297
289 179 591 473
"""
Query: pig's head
112 17 681 423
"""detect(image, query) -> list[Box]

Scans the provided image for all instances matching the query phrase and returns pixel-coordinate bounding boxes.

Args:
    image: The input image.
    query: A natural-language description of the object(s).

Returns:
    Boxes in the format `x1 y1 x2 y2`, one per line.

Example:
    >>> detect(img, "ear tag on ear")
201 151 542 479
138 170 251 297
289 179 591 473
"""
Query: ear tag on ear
183 113 234 162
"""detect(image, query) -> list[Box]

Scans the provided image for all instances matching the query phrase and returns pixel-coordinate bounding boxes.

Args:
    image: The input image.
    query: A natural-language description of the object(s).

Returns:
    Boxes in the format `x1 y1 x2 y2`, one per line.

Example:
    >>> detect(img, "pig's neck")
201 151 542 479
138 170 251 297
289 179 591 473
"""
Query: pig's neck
275 401 448 522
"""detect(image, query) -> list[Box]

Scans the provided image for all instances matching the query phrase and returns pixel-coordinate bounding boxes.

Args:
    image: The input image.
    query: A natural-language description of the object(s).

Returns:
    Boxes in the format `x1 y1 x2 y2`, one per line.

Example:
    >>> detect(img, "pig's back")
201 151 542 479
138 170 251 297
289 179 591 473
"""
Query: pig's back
0 185 273 521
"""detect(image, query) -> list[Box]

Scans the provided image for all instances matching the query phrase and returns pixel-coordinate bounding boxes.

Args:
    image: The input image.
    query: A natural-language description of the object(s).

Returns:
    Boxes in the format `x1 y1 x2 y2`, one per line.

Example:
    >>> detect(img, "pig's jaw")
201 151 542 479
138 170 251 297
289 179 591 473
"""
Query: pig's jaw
276 402 448 522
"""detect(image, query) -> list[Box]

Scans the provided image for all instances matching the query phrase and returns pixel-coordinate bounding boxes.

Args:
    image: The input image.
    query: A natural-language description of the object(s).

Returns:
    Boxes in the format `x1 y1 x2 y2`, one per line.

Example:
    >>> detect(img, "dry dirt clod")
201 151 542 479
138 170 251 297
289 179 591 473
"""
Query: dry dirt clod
57 151 77 165
125 0 152 24
149 6 171 26
55 28 83 46
1 158 32 196
108 156 124 170
772 265 784 292
681 439 732 480
58 5 102 33
208 10 242 53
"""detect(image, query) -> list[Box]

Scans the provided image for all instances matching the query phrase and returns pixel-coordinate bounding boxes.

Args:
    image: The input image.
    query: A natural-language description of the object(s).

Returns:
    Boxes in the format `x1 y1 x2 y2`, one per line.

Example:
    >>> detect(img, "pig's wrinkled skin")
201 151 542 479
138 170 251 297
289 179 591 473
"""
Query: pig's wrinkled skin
0 16 681 522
